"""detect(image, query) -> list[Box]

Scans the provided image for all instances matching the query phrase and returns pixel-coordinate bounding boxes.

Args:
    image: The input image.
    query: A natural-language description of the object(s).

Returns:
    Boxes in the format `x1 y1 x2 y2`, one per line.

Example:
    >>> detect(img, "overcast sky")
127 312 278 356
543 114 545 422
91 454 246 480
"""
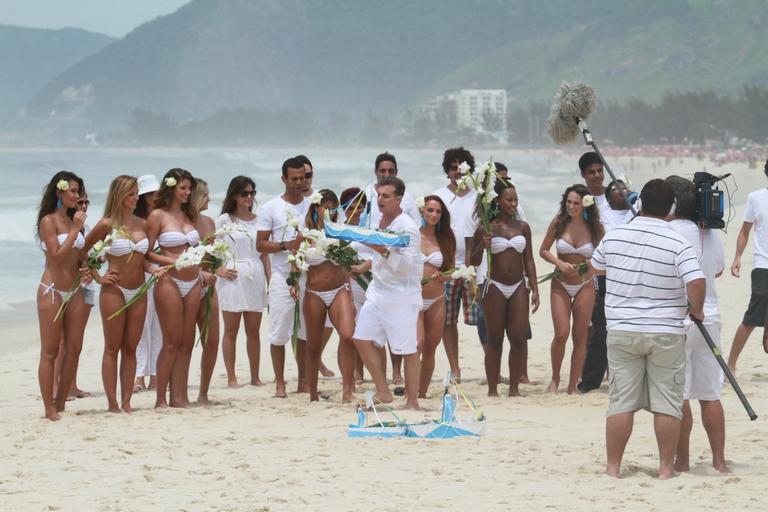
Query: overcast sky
0 0 191 37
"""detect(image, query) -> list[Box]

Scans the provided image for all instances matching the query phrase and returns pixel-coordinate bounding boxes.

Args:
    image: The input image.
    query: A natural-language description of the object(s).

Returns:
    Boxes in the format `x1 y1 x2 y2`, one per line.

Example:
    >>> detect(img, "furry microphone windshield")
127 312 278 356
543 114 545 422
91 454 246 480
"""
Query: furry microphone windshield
547 81 596 144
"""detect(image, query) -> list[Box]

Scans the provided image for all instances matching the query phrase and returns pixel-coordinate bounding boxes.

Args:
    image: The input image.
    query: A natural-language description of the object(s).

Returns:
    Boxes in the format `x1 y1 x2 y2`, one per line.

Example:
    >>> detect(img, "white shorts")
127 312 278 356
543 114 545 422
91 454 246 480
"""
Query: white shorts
267 272 306 346
684 320 724 401
353 302 419 355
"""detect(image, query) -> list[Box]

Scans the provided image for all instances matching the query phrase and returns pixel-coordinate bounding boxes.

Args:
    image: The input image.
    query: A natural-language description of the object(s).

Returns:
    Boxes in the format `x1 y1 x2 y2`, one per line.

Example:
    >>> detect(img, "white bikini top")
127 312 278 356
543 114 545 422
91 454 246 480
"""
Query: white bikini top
491 235 526 254
41 232 85 252
158 230 200 248
424 251 443 268
107 237 149 257
556 238 594 258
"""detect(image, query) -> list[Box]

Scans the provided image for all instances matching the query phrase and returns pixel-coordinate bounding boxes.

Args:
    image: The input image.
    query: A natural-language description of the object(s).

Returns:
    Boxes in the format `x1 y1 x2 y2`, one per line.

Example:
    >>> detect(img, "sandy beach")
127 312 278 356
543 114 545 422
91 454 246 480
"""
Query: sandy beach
2 153 767 511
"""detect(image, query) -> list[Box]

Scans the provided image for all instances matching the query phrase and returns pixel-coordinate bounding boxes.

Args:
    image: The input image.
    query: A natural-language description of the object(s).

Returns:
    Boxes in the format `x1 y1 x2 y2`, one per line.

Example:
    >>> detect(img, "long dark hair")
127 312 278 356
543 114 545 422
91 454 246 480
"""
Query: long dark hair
305 189 339 230
36 170 85 238
422 194 455 272
135 193 153 219
154 168 198 221
221 175 257 215
554 184 602 243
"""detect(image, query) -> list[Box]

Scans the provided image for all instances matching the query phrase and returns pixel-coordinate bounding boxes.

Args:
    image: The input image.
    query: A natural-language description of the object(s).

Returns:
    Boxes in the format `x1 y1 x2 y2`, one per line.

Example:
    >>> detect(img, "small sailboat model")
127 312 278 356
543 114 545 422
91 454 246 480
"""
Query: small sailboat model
347 373 486 439
324 220 410 248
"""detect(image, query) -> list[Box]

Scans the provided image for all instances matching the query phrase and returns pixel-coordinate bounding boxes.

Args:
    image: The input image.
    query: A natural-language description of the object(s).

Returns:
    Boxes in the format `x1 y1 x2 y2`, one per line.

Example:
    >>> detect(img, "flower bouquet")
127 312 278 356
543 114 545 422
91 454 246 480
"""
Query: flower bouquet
198 240 233 346
421 264 476 286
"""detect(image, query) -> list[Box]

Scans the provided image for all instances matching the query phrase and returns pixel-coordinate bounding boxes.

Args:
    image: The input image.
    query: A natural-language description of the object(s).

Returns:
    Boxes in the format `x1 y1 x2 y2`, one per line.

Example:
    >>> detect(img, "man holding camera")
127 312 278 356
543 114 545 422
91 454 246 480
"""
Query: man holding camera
728 158 768 370
666 176 727 473
591 179 705 479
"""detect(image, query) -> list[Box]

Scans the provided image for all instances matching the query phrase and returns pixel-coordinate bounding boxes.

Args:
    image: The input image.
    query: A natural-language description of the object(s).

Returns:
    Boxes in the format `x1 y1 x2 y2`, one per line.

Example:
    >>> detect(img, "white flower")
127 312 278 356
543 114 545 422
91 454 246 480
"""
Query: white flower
309 191 324 205
484 188 498 203
175 245 206 269
451 265 477 281
457 161 471 175
582 195 595 208
287 254 296 262
164 177 177 188
415 196 425 210
93 240 105 253
299 261 310 272
56 179 69 191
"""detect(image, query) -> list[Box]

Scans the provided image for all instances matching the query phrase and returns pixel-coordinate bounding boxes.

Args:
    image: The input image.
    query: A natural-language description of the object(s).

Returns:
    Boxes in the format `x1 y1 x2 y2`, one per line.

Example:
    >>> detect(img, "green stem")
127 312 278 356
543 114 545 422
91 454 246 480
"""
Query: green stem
53 275 81 322
291 299 301 358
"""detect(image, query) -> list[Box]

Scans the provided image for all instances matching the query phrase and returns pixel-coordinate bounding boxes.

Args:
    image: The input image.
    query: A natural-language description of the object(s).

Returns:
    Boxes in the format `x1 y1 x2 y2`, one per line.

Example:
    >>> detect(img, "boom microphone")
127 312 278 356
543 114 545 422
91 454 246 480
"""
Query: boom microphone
547 81 636 216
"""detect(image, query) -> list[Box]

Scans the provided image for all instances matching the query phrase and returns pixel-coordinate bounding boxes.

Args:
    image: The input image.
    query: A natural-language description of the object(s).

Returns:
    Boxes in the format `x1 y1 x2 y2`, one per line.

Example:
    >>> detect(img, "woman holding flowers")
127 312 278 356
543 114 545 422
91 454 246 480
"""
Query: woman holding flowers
146 168 201 408
470 180 538 397
417 195 456 398
539 184 603 394
301 189 357 402
190 179 221 404
83 175 150 412
36 171 89 420
216 176 269 388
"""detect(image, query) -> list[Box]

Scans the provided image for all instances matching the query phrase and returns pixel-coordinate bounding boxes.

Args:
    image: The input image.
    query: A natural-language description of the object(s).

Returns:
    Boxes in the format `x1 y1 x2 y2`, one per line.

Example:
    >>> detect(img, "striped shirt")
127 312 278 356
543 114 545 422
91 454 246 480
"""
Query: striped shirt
591 216 705 334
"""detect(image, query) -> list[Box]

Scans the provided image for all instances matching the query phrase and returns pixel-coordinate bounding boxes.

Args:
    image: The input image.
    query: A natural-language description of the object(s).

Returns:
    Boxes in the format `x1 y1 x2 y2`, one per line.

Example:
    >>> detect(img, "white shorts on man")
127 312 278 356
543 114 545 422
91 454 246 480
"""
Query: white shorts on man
353 212 423 355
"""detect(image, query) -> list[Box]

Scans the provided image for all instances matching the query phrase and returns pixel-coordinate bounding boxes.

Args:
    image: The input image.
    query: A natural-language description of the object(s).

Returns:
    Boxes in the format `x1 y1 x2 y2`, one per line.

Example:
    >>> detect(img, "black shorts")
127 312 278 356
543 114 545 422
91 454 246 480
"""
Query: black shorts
742 268 768 326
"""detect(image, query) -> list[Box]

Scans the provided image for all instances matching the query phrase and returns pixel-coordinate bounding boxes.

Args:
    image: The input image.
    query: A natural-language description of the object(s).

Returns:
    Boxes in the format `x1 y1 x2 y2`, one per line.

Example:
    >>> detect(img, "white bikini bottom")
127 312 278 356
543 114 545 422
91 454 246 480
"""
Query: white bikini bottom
421 295 444 312
490 279 524 300
117 285 143 304
307 284 349 308
39 282 78 303
171 277 199 298
556 278 590 299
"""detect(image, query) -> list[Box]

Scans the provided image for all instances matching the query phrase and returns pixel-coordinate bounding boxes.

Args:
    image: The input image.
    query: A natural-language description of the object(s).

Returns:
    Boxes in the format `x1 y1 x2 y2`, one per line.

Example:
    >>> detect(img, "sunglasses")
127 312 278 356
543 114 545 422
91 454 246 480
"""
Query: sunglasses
239 190 256 198
77 200 90 206
304 172 313 179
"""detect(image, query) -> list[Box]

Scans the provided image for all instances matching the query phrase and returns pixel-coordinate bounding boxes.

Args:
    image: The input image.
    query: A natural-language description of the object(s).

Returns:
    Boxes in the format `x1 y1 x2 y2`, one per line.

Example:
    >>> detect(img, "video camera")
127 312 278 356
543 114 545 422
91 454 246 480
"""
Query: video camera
693 171 729 230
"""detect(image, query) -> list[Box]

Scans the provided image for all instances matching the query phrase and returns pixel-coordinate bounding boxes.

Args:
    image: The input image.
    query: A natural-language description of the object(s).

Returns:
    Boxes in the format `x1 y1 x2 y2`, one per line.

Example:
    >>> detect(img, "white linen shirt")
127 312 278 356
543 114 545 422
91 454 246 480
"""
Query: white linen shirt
254 195 309 275
743 188 768 269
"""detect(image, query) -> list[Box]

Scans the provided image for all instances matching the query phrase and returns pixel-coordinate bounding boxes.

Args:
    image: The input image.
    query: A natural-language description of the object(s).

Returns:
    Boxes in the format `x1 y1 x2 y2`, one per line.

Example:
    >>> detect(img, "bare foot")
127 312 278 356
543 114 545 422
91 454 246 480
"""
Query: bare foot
169 400 189 408
250 378 264 386
227 378 243 389
297 380 309 393
508 387 523 397
197 395 210 405
403 402 422 410
319 364 335 377
107 405 121 413
392 376 404 386
673 461 689 472
147 376 157 390
713 459 729 473
658 468 676 480
546 380 559 393
44 406 61 422
520 375 531 384
373 391 394 404
65 394 76 402
155 400 168 409
488 388 499 397
342 392 357 403
567 385 578 395
274 382 287 398
122 403 133 414
605 466 620 478
73 388 93 398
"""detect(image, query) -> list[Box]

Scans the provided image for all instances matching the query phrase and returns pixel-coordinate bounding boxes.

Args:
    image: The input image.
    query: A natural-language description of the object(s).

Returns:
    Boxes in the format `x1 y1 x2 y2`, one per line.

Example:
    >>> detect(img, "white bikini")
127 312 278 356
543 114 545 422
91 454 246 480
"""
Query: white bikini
39 233 85 303
555 238 594 299
107 237 149 303
488 235 526 299
305 248 349 308
158 229 201 298
422 251 445 311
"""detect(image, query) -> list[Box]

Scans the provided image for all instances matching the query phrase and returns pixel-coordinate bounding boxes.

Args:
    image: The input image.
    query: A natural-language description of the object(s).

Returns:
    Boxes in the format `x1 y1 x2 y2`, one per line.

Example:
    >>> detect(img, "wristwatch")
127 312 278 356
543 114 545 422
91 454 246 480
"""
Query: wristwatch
279 241 286 251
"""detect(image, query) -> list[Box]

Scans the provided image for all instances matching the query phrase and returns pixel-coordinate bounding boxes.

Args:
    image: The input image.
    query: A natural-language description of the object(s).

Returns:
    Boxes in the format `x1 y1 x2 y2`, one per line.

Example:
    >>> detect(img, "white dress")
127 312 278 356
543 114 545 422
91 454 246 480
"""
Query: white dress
215 214 267 313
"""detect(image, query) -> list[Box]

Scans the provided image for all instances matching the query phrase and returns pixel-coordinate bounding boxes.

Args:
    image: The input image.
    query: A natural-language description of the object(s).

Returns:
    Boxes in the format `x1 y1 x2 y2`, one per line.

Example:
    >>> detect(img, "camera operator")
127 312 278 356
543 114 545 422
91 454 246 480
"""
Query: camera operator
728 158 768 371
665 176 728 473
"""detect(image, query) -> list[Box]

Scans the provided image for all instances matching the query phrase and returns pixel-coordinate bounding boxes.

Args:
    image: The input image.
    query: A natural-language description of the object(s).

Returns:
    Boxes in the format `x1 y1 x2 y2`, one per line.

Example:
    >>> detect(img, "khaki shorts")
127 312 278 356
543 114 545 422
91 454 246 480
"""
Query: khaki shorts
606 330 686 419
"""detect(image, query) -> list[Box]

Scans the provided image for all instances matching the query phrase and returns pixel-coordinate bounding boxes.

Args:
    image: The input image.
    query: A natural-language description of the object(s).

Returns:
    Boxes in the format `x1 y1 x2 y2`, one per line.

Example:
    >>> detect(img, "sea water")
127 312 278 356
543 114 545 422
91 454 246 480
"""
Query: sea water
0 147 578 311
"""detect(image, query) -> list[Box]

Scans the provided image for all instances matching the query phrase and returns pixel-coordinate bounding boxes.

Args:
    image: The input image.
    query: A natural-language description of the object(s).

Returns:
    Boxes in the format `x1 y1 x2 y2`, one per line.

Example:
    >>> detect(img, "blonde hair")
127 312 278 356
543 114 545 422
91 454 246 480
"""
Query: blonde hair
190 178 209 212
103 175 138 229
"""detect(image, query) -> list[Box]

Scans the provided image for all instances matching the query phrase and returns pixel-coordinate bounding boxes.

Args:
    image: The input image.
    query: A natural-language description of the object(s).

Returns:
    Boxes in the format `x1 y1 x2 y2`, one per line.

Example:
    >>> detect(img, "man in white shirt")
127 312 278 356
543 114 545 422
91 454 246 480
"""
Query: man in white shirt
432 147 479 381
363 153 421 228
256 157 310 398
354 176 423 409
728 159 768 370
666 175 727 473
591 179 705 479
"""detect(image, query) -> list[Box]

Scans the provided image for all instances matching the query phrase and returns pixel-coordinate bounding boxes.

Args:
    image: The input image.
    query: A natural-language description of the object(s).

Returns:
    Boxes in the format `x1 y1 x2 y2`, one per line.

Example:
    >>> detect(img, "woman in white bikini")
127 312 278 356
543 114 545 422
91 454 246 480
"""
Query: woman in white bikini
191 179 220 404
417 195 455 398
146 168 201 408
470 181 538 397
84 175 150 413
539 184 603 394
216 176 269 388
36 171 89 420
302 189 357 402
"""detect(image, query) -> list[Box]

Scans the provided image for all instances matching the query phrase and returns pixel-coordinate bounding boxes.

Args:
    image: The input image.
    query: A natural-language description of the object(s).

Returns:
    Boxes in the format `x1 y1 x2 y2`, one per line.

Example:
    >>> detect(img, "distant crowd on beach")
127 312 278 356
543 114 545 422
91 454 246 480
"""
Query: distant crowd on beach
36 148 768 478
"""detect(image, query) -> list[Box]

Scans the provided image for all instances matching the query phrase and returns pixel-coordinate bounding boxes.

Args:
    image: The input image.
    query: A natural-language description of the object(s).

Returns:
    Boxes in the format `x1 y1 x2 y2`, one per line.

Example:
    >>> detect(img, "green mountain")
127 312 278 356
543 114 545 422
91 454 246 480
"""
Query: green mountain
19 0 768 129
0 25 113 120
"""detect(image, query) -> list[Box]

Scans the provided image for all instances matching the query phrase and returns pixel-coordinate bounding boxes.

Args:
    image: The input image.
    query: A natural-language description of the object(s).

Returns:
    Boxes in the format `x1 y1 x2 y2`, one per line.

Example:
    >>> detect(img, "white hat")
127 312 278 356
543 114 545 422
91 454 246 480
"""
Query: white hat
137 174 160 196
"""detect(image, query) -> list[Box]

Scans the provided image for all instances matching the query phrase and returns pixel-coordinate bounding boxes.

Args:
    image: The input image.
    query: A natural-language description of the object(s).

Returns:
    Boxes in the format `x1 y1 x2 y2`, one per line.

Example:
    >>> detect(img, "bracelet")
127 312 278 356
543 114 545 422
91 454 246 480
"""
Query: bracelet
381 248 390 259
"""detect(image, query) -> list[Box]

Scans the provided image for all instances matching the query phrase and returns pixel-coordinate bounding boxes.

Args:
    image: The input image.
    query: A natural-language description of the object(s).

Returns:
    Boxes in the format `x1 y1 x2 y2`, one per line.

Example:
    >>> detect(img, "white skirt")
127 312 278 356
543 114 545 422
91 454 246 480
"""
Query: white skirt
216 258 267 313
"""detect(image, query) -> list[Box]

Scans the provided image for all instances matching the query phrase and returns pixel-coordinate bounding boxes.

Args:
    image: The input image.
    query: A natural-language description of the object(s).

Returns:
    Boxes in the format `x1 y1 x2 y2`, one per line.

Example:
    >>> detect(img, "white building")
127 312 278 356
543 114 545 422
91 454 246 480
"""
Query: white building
454 89 507 136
